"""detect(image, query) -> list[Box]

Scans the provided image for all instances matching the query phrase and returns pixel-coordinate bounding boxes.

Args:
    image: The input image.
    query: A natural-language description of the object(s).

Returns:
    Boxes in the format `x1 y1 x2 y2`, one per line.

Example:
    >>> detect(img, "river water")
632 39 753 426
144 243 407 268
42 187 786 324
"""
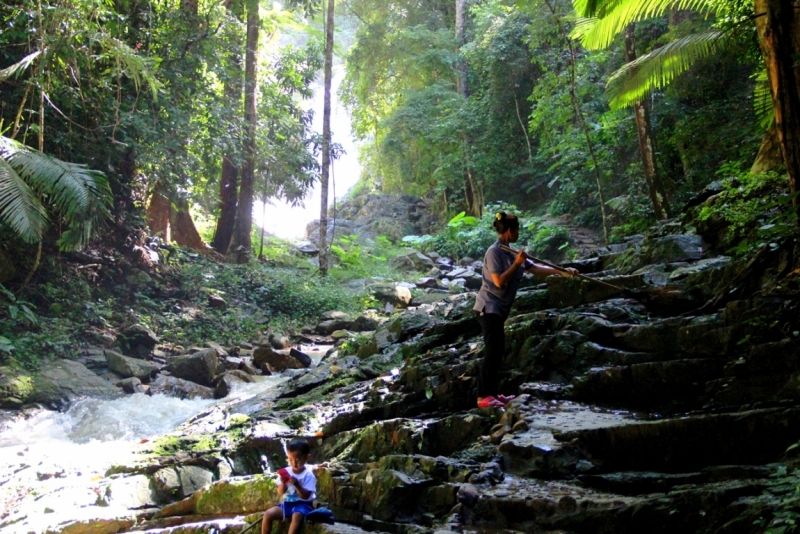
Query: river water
0 378 288 532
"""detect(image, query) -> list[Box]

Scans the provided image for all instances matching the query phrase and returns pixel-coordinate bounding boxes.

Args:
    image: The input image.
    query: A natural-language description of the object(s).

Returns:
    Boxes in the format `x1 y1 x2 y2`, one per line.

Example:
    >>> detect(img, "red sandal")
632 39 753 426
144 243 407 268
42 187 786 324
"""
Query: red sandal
477 396 505 408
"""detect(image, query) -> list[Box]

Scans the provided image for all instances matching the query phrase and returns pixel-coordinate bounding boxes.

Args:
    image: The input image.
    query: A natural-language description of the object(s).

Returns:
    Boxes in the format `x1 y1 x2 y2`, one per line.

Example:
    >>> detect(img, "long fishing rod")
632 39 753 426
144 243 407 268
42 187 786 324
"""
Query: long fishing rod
497 244 627 293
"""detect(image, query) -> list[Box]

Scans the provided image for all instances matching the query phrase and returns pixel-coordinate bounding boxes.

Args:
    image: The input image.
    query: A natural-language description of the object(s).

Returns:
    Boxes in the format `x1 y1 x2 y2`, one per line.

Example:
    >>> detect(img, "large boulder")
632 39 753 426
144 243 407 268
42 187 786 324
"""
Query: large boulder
105 350 160 380
608 234 707 273
308 193 438 242
295 240 320 255
0 361 34 408
156 475 279 518
642 234 706 264
253 346 307 373
214 370 256 398
28 359 122 407
149 374 215 399
352 311 382 332
369 282 412 308
369 310 432 353
153 465 216 501
165 348 220 387
118 324 159 357
105 474 159 509
316 317 354 335
390 250 435 272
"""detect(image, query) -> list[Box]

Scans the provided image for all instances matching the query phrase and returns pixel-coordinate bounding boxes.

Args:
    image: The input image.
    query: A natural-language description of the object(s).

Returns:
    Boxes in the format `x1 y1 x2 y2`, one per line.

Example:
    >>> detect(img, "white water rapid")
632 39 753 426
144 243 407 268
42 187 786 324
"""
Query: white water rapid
0 378 287 533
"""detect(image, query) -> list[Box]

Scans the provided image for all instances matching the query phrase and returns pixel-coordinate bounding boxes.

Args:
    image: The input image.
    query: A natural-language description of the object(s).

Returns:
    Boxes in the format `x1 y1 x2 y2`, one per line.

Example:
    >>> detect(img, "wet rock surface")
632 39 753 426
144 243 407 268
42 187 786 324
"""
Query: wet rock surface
7 223 800 534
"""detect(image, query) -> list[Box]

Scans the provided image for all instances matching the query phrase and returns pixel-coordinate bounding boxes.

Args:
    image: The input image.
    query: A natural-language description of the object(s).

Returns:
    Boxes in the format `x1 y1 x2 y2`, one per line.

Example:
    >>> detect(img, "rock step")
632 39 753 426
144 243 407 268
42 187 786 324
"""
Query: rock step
579 341 689 366
496 398 640 477
570 359 724 408
476 476 637 525
579 464 775 495
473 474 769 534
558 406 800 473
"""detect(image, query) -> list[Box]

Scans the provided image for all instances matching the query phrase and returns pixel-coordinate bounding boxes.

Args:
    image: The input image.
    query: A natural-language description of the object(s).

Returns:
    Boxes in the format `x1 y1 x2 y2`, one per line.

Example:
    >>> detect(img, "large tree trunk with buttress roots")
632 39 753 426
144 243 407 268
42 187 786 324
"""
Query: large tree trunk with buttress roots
751 124 786 174
146 190 171 243
147 191 210 252
169 198 207 251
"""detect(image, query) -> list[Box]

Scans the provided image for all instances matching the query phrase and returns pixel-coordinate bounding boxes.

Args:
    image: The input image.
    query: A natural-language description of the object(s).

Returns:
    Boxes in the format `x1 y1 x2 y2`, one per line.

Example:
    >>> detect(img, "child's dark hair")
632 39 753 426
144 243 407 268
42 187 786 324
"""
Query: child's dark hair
287 438 311 456
493 212 519 233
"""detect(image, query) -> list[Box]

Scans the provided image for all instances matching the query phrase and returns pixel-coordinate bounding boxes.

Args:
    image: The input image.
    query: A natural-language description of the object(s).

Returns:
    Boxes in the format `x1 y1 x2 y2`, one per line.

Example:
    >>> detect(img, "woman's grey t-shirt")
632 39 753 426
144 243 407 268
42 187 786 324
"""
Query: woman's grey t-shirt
473 240 525 318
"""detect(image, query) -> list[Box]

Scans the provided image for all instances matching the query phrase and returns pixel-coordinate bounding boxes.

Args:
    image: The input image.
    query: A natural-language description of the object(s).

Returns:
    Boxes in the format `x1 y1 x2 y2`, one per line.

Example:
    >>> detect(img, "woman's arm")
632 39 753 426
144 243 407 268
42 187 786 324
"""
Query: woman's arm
489 249 526 288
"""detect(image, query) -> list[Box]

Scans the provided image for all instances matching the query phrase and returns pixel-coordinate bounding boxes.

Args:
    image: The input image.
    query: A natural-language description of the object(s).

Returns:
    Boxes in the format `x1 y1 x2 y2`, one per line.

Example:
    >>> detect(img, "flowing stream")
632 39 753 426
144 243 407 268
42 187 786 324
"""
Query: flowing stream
0 378 288 530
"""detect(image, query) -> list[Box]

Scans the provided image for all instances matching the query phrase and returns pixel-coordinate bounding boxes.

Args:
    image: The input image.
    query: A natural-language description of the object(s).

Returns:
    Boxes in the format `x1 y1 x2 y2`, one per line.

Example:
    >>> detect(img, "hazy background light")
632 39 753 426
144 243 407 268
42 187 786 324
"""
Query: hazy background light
253 65 360 239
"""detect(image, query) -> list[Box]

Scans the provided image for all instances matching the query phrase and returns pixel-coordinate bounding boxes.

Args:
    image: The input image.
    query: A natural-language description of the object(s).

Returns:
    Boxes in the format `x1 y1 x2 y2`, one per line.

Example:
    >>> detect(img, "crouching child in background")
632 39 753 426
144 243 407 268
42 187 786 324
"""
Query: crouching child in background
262 438 317 534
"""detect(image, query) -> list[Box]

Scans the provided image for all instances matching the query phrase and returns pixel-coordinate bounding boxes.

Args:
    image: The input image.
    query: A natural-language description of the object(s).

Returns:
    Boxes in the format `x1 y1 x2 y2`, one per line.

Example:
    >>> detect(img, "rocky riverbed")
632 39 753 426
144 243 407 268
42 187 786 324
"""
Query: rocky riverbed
3 211 800 534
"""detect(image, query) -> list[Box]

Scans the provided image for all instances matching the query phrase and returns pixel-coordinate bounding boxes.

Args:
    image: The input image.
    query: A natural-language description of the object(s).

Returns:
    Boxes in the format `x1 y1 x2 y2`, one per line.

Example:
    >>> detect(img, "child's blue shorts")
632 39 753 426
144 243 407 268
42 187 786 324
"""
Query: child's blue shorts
281 500 314 519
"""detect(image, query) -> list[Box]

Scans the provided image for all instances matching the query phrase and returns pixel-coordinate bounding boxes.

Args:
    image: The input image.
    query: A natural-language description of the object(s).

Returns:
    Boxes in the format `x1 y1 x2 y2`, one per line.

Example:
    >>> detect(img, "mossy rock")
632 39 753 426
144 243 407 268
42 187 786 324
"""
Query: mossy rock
158 475 279 518
150 434 221 456
0 360 34 407
284 412 309 429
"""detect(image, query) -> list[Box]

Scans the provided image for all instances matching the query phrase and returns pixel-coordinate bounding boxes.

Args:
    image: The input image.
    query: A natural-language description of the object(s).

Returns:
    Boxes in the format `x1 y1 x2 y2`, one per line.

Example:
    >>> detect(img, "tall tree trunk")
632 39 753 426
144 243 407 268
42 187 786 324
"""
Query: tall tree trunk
754 0 800 202
319 0 335 276
455 0 467 97
624 24 668 220
213 155 239 253
211 0 243 255
456 0 482 217
231 0 258 263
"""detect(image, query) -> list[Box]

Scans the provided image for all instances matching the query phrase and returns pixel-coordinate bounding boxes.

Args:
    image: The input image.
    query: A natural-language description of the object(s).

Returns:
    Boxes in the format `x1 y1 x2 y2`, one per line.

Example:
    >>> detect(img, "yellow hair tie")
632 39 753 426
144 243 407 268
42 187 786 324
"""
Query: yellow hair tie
495 213 502 220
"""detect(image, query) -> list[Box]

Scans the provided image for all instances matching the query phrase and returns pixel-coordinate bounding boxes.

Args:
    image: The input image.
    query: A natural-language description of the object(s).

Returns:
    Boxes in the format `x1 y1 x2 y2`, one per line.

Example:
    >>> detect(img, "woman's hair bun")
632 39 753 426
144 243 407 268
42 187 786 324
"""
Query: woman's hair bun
493 212 518 233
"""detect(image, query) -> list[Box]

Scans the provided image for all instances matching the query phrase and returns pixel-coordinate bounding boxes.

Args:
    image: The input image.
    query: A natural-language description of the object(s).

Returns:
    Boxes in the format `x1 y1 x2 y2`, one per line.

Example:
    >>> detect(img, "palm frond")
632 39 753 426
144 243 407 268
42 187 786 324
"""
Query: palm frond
571 16 600 41
0 51 41 82
573 0 631 19
0 157 47 243
754 69 774 130
575 0 718 50
95 34 163 100
606 30 723 108
0 136 112 227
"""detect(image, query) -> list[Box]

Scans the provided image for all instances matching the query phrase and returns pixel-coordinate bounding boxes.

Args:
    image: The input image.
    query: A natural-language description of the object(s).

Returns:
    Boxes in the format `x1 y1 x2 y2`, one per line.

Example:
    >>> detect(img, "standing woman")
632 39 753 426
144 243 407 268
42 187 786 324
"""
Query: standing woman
473 212 576 408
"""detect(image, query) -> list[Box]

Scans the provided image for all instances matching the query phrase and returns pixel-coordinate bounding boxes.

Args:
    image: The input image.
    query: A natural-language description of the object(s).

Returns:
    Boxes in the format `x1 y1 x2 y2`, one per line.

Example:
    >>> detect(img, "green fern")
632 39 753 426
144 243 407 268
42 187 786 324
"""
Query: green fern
571 0 720 49
606 30 723 108
754 70 774 130
0 157 47 243
0 135 111 249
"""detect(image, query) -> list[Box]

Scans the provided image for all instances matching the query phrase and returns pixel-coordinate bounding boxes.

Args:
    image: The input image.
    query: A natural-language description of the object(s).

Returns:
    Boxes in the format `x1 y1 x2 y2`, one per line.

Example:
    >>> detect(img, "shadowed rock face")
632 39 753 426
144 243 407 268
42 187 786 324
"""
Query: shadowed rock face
10 220 800 534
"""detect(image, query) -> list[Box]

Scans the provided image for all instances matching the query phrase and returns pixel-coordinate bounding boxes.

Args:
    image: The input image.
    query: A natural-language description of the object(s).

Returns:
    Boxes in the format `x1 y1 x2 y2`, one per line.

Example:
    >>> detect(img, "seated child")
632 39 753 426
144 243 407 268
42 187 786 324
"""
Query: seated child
262 438 317 534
